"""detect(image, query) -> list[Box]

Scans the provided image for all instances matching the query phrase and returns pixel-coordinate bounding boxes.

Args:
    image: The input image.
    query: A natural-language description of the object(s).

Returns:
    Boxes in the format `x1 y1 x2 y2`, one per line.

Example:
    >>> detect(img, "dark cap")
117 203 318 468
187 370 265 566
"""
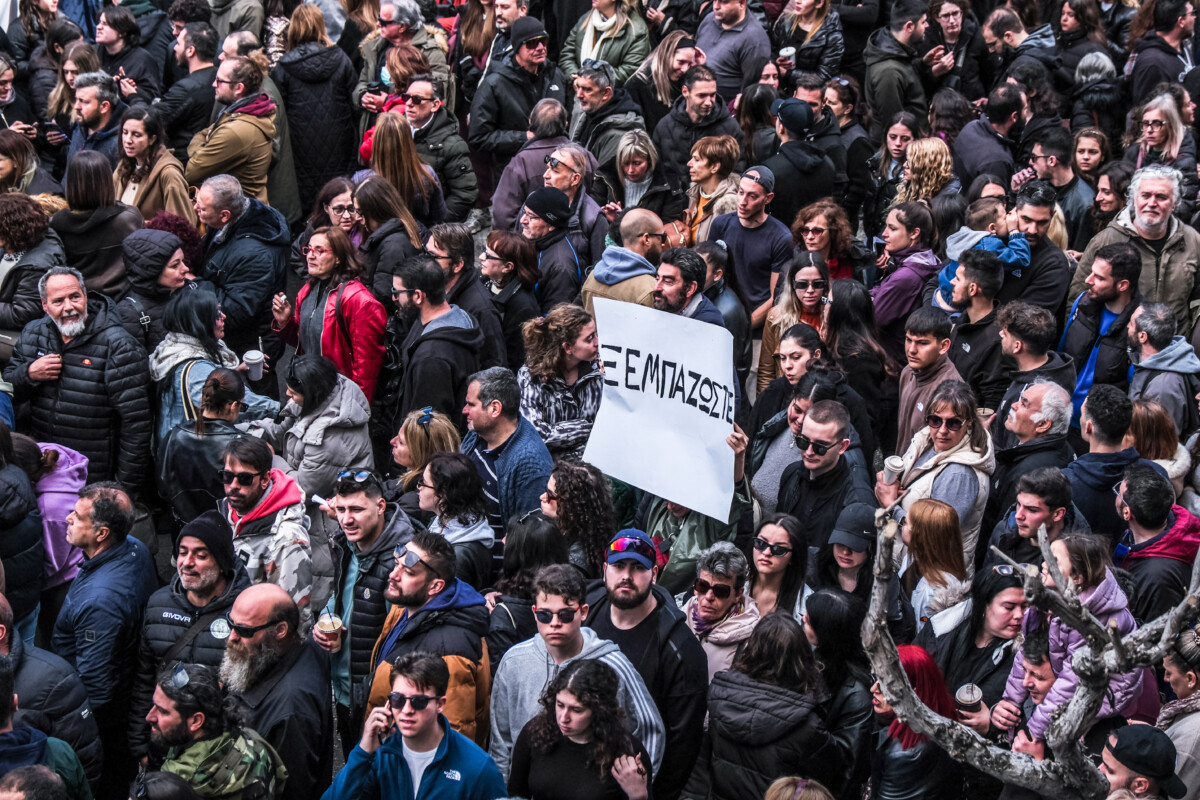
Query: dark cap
771 97 815 137
510 16 548 50
828 503 877 553
606 529 659 570
1106 725 1186 798
175 510 237 576
523 187 571 227
743 165 775 193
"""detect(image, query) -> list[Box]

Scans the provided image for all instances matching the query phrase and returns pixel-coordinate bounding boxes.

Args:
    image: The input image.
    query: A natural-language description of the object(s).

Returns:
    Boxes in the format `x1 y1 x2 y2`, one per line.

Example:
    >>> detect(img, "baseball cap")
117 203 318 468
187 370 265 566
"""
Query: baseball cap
770 97 815 137
1106 725 1186 798
743 165 775 193
606 529 658 570
828 503 877 553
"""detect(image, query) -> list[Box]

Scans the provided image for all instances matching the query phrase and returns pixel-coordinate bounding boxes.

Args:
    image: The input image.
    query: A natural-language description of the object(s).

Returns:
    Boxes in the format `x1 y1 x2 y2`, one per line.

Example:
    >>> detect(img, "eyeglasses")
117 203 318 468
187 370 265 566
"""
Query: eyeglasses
925 414 965 432
607 536 657 564
522 36 548 48
387 691 437 711
328 204 356 218
402 93 433 104
421 248 452 261
391 287 415 298
643 232 669 242
1141 119 1167 131
992 563 1034 577
415 478 434 490
694 578 734 599
227 615 282 638
534 606 580 624
937 8 962 19
163 662 192 691
544 154 579 174
544 489 559 501
794 434 836 455
797 226 828 236
1029 153 1051 164
395 544 441 580
218 468 264 486
793 279 827 291
302 245 330 257
480 252 504 262
213 77 239 86
752 537 792 557
377 15 402 26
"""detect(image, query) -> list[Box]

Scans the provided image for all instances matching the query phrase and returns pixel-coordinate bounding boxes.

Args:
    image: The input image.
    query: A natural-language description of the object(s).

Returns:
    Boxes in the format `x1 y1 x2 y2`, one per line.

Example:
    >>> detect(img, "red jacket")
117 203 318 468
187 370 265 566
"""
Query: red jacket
278 279 387 401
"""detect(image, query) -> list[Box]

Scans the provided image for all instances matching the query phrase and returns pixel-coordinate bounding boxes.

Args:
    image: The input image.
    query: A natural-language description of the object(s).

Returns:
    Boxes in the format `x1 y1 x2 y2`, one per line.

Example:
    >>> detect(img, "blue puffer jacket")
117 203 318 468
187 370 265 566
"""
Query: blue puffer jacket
460 417 553 527
322 715 507 800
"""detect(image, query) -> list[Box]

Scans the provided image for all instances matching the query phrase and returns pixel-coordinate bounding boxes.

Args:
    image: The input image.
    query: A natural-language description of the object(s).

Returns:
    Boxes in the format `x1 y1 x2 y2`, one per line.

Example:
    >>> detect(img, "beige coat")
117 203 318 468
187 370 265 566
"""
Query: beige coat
113 150 197 226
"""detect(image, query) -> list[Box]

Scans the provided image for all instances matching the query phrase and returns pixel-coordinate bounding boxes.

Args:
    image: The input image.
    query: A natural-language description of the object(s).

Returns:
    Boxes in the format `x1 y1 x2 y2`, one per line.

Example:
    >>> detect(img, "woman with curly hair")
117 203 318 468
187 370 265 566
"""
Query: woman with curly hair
0 129 59 195
482 229 540 368
113 106 196 225
389 406 460 525
863 111 925 239
540 460 616 579
509 658 653 800
927 88 975 150
757 251 829 394
892 137 959 206
418 451 494 589
519 304 603 461
791 198 861 281
0 193 66 349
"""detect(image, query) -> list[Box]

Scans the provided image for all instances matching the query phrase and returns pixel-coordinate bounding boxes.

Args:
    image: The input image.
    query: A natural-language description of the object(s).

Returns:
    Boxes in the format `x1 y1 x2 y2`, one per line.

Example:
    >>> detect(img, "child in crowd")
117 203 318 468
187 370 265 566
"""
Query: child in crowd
932 197 1032 313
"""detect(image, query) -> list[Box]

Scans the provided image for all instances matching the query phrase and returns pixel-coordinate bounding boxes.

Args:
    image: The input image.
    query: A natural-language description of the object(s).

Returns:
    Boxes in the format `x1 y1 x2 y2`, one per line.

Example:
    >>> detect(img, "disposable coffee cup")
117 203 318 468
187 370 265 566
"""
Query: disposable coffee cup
955 683 983 712
978 407 995 420
882 456 904 485
779 46 796 60
316 612 343 634
243 350 264 381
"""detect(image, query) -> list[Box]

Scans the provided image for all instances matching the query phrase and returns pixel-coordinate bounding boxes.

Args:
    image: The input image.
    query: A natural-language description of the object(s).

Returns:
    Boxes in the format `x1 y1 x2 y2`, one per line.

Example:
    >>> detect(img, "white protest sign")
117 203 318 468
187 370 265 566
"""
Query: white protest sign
582 297 736 522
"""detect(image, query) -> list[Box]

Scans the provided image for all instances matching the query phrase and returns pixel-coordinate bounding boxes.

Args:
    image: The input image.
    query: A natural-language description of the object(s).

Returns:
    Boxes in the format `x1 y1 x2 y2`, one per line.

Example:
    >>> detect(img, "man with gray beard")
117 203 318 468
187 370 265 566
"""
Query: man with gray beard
4 266 151 486
221 583 333 800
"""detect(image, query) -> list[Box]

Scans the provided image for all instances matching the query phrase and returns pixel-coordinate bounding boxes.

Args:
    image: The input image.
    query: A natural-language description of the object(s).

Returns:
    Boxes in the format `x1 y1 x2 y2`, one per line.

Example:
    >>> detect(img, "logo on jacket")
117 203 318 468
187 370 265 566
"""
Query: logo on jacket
210 618 231 639
961 343 970 353
444 770 462 781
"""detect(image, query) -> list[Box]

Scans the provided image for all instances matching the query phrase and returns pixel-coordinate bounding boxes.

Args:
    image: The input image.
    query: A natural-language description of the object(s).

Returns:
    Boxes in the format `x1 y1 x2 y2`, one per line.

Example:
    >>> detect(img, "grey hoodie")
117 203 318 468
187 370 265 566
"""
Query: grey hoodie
488 626 666 780
1130 334 1200 436
945 227 990 261
590 246 656 286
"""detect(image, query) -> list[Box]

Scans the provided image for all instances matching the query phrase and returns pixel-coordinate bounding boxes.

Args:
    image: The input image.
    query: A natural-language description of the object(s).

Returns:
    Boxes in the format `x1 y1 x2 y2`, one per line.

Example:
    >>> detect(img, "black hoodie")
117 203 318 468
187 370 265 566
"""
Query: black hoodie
573 88 645 165
990 350 1077 449
652 93 745 186
1130 32 1193 103
398 306 485 430
761 139 836 232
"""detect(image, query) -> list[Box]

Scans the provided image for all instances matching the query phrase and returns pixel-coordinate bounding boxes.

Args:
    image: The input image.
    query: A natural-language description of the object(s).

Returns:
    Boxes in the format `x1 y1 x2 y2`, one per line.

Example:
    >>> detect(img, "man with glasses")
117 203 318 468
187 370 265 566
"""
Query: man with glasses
148 663 284 797
186 56 275 204
582 208 667 312
406 74 478 223
354 0 450 120
425 223 506 369
216 435 314 632
518 187 582 311
332 652 505 800
994 180 1071 313
585 530 708 800
541 142 609 267
489 564 664 781
221 583 333 800
319 471 415 757
569 60 644 167
1028 127 1094 251
1129 0 1196 103
679 542 759 683
777 400 874 548
470 16 567 174
364 530 492 746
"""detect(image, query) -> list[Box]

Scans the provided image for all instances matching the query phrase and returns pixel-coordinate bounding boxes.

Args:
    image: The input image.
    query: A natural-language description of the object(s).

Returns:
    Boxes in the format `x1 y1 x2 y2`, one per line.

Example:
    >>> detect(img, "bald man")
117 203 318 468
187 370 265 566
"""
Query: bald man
581 209 666 313
222 584 333 800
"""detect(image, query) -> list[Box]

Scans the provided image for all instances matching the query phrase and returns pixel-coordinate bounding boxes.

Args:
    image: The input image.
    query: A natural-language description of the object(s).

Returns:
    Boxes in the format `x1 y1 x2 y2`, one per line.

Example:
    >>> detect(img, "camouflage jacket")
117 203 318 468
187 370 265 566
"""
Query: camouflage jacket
161 729 288 800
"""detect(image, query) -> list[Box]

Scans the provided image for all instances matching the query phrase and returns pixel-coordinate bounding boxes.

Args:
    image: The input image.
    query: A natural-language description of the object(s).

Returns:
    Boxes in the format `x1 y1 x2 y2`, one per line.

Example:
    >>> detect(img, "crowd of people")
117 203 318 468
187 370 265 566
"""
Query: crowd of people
1 0 1200 797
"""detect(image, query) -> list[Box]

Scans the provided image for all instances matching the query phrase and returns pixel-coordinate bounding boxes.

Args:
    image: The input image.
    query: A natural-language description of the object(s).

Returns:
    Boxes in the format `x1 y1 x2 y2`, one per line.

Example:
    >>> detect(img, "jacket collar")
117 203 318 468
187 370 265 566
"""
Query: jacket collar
236 641 306 708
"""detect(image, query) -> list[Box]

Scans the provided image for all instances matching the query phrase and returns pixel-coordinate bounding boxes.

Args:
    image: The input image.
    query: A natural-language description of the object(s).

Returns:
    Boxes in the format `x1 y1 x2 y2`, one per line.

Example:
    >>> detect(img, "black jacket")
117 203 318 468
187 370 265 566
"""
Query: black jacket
863 28 927 142
156 418 244 524
572 88 645 164
1130 33 1192 103
0 465 42 622
1070 76 1125 149
5 293 151 486
10 635 102 788
485 594 536 678
128 566 253 758
820 672 873 800
399 310 485 430
949 309 1011 409
586 582 707 800
1102 1 1137 59
952 116 1016 190
414 107 478 222
921 16 988 101
0 229 64 335
1063 447 1144 541
806 108 848 202
153 65 217 162
706 669 841 800
869 732 962 800
770 10 846 81
489 278 539 369
533 228 583 312
359 218 422 304
1056 27 1107 76
624 70 676 133
840 119 874 227
749 374 877 465
994 236 1071 313
1059 290 1140 394
777 456 875 548
990 351 1077 449
446 267 507 369
982 501 1092 572
271 43 358 213
233 640 333 800
115 232 187 352
99 44 161 104
1055 174 1097 252
49 203 144 299
982 433 1075 539
761 139 836 231
704 277 752 387
468 54 567 172
652 94 744 187
589 159 687 224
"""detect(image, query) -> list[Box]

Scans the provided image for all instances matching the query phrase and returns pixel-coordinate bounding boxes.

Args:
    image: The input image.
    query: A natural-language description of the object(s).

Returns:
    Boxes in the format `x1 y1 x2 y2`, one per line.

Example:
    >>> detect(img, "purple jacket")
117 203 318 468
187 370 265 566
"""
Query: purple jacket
36 443 87 588
871 246 942 328
1003 567 1141 740
492 135 598 231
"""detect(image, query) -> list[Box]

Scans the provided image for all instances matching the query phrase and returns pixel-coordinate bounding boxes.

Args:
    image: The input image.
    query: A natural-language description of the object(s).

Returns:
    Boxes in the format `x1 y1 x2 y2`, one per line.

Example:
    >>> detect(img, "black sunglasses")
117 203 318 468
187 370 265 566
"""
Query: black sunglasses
794 434 835 456
227 615 281 638
992 564 1035 577
925 414 965 432
544 153 578 173
395 545 442 580
534 607 579 624
694 578 733 599
793 279 828 291
752 537 793 557
387 691 437 711
218 469 264 486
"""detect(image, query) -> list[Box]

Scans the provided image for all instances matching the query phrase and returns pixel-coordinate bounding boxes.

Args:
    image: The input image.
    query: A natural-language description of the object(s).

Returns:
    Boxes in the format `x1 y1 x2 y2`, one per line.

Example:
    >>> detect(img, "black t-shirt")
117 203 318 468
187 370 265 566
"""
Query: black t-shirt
1146 234 1168 258
589 609 659 678
508 725 653 800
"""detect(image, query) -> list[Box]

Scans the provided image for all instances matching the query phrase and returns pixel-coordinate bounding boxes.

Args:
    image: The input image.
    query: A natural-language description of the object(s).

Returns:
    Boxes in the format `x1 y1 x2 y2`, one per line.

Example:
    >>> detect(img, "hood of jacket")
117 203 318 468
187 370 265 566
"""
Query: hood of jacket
1132 31 1184 59
775 139 828 173
1126 506 1200 565
590 245 656 285
431 514 494 547
35 442 88 497
281 374 370 445
222 199 291 248
1069 447 1141 490
414 107 460 144
1135 334 1200 374
1072 76 1124 110
665 92 735 130
276 42 346 81
227 468 304 530
407 308 487 356
946 227 991 261
1021 23 1057 51
1012 349 1076 388
164 731 278 796
50 203 133 237
123 229 183 297
864 27 916 67
1079 566 1131 617
148 332 239 381
0 727 48 773
587 88 644 126
708 668 824 744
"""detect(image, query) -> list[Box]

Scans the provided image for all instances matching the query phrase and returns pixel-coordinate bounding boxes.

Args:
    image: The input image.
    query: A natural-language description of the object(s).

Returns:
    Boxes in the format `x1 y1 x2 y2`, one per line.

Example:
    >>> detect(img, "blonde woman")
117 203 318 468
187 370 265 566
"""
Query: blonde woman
625 30 699 130
590 129 686 225
893 137 959 205
389 406 461 525
756 251 829 393
1124 94 1198 217
45 40 96 145
559 0 651 85
771 0 843 81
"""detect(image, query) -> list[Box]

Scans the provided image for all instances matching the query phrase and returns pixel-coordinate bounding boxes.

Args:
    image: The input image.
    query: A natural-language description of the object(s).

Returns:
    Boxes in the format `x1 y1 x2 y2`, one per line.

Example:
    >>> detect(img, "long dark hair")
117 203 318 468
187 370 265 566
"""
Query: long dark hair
428 451 487 526
115 105 168 186
163 289 223 362
527 660 635 777
495 512 569 599
824 279 898 376
307 176 356 229
805 588 871 693
875 112 927 179
966 567 1023 644
812 533 875 605
285 354 339 418
1092 160 1134 234
748 513 808 616
196 367 246 434
737 83 778 154
732 612 824 696
551 460 615 576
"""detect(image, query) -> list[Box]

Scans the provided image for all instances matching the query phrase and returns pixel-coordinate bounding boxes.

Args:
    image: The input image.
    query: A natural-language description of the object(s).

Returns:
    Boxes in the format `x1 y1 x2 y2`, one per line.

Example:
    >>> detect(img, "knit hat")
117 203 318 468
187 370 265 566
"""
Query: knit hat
510 17 548 51
175 510 237 576
523 187 571 227
122 229 184 294
770 97 815 137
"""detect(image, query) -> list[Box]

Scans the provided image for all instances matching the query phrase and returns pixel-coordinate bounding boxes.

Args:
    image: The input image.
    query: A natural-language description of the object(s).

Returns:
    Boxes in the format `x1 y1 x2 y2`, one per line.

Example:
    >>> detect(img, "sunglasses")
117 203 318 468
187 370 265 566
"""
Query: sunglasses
227 615 281 638
794 434 836 456
377 15 401 26
544 154 578 173
534 607 579 624
752 537 793 557
218 469 263 486
163 662 191 691
608 536 657 564
395 545 441 580
793 279 827 291
925 414 965 432
402 93 433 104
387 691 437 711
522 36 548 48
797 226 828 236
694 578 733 599
992 563 1034 577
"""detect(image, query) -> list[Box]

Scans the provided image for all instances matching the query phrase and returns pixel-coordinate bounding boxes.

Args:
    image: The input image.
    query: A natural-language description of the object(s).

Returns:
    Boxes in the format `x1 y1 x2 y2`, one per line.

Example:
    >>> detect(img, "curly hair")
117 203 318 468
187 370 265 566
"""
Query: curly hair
522 304 594 383
428 452 487 526
0 193 49 253
928 88 976 149
893 138 954 204
791 199 854 260
397 407 460 491
146 211 205 272
552 461 616 575
527 660 634 778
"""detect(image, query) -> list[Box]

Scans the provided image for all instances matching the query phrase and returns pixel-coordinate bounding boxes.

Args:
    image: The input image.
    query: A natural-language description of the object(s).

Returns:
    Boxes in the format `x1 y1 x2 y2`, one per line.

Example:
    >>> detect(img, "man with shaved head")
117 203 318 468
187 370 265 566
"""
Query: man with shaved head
223 584 333 800
581 208 667 312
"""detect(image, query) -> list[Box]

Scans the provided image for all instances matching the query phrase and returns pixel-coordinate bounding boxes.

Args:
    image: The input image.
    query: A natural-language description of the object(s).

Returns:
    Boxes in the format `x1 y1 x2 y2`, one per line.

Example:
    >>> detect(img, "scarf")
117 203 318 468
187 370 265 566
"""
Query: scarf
581 9 620 63
148 332 240 381
690 596 743 638
1157 685 1200 729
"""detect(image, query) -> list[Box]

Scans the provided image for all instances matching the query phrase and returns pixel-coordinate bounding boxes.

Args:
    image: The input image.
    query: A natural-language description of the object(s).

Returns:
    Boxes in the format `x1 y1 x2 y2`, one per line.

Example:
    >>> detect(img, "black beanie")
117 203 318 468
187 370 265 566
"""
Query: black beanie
175 510 237 576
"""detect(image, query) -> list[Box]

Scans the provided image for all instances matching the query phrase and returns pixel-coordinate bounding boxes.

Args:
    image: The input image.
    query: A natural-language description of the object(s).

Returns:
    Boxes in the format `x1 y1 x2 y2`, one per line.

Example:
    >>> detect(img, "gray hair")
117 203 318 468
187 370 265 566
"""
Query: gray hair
696 541 749 588
1135 302 1177 350
1029 379 1071 437
73 72 118 107
1129 164 1183 211
529 99 568 139
1074 51 1115 85
470 367 520 420
201 175 249 221
385 0 422 30
38 266 86 303
577 59 617 91
553 143 590 176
